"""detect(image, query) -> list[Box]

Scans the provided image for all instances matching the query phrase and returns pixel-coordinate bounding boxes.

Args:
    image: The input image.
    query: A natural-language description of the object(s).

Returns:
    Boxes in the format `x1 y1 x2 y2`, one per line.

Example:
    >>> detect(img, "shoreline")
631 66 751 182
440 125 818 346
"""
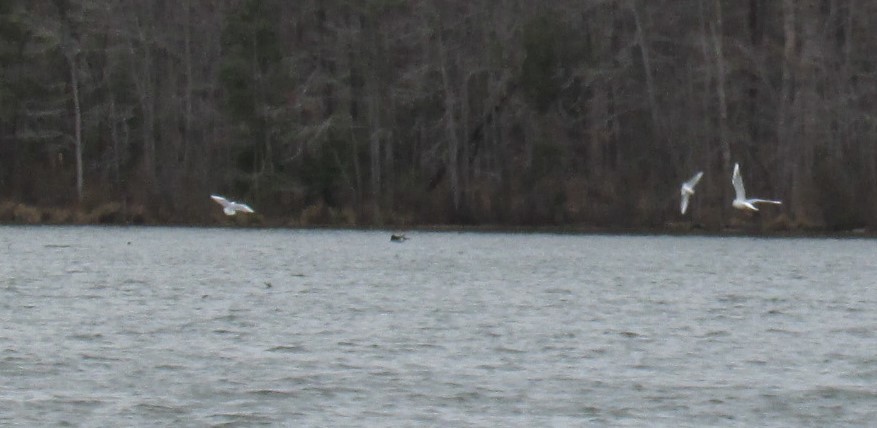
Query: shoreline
0 219 872 239
1 200 872 238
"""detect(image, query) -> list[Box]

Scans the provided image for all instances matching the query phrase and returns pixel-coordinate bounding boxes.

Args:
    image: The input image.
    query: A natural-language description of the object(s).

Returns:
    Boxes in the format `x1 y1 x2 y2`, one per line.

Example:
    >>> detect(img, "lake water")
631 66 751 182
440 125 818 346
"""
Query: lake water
0 226 875 426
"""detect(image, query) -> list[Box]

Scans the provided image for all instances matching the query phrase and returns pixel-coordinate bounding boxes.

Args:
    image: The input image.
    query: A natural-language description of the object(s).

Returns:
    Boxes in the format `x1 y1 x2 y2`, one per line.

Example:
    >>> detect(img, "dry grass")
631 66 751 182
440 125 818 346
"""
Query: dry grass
335 207 357 226
94 202 124 224
12 204 41 224
0 202 16 221
0 200 155 225
299 201 330 225
43 207 75 224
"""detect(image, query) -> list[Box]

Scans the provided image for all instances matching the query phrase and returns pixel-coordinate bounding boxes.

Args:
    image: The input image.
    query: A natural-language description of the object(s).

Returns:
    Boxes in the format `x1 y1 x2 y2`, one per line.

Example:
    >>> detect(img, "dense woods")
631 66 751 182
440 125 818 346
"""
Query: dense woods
1 0 875 231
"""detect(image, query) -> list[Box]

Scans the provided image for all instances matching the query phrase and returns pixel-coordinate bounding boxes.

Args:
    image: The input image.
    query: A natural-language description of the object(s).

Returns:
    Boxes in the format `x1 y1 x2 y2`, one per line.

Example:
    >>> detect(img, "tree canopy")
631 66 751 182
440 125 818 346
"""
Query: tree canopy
0 0 874 231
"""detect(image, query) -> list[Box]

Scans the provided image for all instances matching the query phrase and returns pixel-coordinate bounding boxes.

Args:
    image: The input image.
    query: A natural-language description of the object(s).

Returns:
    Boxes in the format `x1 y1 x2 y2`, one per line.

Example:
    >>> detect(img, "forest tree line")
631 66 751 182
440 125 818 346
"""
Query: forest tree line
0 0 875 230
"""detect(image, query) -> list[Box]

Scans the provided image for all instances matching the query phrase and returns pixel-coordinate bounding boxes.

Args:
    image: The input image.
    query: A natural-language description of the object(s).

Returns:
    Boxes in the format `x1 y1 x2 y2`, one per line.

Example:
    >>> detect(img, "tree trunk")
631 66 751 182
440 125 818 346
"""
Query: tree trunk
792 0 824 225
711 0 732 223
778 0 796 208
182 0 193 167
369 93 382 222
67 52 84 203
128 20 158 195
631 0 661 140
437 37 461 216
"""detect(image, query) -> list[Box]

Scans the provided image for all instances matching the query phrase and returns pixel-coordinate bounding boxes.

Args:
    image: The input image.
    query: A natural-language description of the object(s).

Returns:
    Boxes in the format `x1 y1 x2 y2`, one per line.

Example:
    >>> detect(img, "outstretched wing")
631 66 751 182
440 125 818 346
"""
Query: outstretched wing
731 163 746 201
749 198 782 205
680 193 691 214
210 195 232 208
684 171 704 189
231 202 255 213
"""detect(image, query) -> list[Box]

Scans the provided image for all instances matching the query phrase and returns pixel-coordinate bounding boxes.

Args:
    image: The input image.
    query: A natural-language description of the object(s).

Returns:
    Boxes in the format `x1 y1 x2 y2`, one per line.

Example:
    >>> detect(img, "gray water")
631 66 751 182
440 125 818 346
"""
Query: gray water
0 226 875 427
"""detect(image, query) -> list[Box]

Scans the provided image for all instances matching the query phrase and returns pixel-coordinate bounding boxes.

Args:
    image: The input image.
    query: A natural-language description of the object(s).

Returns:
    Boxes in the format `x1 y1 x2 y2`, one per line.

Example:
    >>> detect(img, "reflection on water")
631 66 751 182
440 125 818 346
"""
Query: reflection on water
1 226 876 426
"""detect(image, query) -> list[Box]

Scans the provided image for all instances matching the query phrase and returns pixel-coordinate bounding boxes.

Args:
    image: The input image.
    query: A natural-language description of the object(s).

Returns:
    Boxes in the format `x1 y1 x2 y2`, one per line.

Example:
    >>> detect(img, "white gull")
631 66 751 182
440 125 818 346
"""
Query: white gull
731 163 781 211
680 171 703 214
210 195 255 216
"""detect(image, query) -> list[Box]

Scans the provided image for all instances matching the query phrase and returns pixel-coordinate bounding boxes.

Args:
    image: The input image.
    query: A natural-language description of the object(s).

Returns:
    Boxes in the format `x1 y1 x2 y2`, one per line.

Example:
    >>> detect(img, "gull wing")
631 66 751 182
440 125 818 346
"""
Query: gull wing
748 198 782 205
731 163 746 200
232 202 255 213
683 171 704 189
210 195 232 208
680 171 703 214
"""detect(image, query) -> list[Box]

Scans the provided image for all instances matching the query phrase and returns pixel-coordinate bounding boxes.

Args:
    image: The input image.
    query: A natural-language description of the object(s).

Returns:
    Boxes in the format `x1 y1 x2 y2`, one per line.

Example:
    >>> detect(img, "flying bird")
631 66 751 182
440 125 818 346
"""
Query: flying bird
680 171 703 214
210 195 255 216
731 163 781 211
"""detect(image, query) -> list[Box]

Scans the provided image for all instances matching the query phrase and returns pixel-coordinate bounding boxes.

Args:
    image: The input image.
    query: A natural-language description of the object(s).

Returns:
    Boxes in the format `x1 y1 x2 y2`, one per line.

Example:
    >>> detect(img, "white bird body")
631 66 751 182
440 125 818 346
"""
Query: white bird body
210 195 255 216
731 163 781 211
680 171 703 214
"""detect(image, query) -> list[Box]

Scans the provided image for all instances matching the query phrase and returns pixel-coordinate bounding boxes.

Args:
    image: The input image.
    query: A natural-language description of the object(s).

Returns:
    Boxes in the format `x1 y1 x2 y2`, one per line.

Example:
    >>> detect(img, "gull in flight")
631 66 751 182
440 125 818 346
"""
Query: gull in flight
731 163 781 211
210 195 255 216
680 171 703 214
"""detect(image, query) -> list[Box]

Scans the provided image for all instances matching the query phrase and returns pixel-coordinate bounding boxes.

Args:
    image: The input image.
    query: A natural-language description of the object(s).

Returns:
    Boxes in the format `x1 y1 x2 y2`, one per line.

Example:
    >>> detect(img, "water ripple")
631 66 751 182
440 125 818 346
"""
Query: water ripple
1 227 876 425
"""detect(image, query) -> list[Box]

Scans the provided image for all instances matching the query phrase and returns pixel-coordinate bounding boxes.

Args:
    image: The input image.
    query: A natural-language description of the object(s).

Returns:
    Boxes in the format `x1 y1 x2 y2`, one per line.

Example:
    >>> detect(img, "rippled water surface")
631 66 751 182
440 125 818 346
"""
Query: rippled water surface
1 226 876 426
